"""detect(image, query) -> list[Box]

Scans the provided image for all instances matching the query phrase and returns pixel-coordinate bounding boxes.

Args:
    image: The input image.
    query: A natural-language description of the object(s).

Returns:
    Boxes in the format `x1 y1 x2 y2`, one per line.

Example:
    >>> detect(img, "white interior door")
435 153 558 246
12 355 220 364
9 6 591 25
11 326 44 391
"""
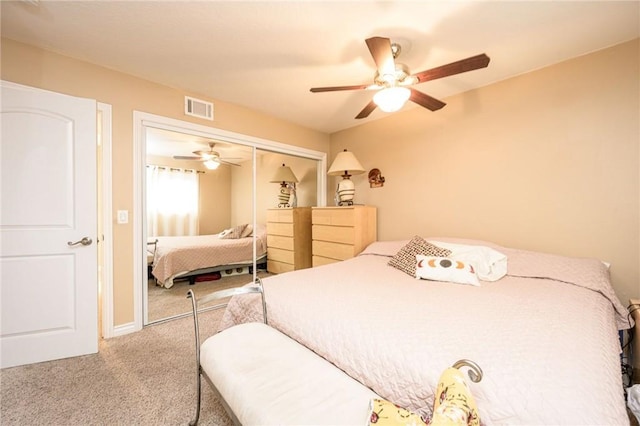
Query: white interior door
0 81 98 368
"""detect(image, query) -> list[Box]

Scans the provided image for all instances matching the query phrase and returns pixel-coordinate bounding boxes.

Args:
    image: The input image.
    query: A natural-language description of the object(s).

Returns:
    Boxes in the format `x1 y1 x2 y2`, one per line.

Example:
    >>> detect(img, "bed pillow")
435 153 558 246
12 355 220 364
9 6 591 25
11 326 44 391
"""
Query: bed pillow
429 240 507 281
240 224 253 238
219 224 247 239
415 255 480 286
388 236 452 276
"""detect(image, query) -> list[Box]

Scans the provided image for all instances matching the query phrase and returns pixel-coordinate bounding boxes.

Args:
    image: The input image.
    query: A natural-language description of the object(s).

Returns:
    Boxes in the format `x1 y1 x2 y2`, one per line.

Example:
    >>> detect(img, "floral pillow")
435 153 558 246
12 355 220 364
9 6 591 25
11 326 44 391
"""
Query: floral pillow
368 398 427 425
388 236 452 277
415 255 480 286
368 362 481 426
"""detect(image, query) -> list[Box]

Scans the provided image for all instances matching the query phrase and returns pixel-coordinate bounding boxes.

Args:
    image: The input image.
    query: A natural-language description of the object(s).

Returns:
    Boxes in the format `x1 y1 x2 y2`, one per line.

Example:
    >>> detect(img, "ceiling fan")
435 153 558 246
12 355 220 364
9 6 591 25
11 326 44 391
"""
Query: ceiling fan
173 142 241 169
310 37 490 119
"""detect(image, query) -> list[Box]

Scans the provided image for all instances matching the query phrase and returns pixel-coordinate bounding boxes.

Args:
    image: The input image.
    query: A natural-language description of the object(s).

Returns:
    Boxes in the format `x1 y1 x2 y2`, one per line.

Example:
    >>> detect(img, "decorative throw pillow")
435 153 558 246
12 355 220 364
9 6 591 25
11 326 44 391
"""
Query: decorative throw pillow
368 363 482 426
240 224 253 238
388 236 452 276
432 365 481 426
368 398 427 425
429 240 508 281
219 224 247 240
415 255 480 286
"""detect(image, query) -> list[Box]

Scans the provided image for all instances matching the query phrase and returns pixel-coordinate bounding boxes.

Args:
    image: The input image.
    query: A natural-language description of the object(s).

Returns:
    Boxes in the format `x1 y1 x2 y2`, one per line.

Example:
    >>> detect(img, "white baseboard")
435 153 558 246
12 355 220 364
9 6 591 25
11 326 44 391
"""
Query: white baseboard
111 322 138 338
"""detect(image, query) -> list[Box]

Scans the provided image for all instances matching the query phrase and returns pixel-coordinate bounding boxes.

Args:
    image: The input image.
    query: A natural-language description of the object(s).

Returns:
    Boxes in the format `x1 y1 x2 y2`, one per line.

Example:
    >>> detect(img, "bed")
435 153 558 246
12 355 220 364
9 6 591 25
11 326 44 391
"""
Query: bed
150 224 267 288
219 237 633 425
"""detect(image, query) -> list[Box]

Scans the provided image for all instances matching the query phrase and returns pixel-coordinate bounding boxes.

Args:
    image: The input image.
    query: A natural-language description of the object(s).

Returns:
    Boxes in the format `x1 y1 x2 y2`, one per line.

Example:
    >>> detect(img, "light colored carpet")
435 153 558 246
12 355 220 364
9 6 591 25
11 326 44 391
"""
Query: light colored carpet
1 309 233 425
148 271 271 323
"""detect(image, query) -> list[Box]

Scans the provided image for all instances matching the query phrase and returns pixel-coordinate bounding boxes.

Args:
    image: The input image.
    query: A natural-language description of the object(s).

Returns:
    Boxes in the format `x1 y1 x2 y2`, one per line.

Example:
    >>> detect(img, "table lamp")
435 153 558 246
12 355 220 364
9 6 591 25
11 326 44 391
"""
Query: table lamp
270 164 299 208
327 149 365 206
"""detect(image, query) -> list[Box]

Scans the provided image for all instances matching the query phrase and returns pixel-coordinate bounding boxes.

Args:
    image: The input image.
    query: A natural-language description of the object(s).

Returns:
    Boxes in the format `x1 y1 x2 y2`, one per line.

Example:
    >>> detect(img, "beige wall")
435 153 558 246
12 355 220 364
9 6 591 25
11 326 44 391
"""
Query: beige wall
198 166 233 235
331 38 639 304
3 36 637 326
1 38 330 326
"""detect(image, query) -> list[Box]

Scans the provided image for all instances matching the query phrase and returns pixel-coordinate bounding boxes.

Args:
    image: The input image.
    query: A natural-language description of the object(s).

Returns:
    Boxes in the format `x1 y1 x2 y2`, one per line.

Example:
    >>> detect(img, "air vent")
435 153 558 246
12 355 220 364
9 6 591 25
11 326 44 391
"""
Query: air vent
185 96 214 121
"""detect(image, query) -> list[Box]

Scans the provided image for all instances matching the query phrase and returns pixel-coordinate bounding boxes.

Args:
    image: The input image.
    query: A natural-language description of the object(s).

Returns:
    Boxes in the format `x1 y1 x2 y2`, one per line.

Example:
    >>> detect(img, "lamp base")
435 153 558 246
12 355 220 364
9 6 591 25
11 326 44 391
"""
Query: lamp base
277 185 291 208
335 177 355 206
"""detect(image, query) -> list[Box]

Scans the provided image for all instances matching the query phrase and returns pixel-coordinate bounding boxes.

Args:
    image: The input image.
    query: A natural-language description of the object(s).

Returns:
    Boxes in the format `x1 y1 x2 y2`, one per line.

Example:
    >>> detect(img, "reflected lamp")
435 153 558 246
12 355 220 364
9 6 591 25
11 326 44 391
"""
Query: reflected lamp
270 164 299 208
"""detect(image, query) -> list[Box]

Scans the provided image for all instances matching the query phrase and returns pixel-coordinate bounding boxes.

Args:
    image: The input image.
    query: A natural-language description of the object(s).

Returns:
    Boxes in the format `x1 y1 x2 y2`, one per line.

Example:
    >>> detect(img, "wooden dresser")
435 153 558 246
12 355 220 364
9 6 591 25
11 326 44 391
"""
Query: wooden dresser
311 206 377 267
266 207 312 274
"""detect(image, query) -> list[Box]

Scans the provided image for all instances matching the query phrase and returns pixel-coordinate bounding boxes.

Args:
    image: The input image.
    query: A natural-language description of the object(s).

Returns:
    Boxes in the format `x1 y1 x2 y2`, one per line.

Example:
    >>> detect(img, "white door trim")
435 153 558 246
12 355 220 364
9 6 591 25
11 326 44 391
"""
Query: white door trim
98 102 114 339
132 111 327 332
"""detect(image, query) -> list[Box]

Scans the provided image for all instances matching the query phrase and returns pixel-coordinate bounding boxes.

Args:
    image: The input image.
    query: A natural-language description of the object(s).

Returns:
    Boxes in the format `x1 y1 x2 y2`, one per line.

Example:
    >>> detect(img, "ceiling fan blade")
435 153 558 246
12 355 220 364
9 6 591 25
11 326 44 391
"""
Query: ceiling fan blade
365 37 396 76
219 159 241 167
310 84 370 93
409 89 446 111
355 100 377 119
411 54 490 83
173 156 202 160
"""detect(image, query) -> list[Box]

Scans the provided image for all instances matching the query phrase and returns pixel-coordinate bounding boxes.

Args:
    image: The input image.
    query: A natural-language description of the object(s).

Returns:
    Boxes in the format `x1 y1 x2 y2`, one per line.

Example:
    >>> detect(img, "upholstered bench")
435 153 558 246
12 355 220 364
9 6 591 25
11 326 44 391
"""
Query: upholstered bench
187 280 378 425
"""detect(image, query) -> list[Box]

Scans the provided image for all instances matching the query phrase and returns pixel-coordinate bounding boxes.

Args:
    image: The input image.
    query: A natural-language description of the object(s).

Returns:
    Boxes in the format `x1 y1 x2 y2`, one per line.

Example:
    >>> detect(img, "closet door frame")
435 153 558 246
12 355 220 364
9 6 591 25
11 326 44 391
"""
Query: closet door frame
131 111 327 332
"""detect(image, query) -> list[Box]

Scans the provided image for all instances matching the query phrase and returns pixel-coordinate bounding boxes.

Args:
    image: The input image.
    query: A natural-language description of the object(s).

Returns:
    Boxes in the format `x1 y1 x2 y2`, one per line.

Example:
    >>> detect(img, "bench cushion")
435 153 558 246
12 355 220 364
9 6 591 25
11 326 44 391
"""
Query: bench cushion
201 322 378 425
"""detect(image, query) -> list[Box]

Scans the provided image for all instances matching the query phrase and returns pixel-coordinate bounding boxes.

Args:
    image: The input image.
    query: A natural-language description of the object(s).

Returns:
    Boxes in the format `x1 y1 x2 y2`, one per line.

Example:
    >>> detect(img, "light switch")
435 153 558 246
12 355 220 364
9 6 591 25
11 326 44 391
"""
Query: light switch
117 210 129 224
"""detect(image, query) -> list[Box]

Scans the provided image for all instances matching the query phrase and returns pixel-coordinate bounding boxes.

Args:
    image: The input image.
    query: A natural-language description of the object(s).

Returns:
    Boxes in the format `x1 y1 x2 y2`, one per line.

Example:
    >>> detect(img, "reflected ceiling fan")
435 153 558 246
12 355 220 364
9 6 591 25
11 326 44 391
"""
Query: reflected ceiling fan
310 37 490 119
173 142 241 169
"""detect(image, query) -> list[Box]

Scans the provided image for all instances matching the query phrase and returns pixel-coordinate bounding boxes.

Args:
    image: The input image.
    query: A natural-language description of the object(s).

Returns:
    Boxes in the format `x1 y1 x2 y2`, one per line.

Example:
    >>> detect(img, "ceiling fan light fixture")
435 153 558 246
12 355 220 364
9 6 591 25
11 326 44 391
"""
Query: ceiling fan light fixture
373 86 410 112
203 159 220 170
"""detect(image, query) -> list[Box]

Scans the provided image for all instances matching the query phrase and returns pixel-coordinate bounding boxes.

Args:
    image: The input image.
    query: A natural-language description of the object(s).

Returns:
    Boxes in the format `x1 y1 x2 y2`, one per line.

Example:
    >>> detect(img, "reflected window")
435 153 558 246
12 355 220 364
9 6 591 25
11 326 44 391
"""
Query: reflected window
146 165 199 236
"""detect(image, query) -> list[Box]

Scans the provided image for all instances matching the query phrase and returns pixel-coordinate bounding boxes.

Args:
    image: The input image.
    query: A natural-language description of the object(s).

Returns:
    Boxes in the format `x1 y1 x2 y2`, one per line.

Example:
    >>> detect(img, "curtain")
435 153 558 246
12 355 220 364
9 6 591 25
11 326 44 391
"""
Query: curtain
147 166 199 236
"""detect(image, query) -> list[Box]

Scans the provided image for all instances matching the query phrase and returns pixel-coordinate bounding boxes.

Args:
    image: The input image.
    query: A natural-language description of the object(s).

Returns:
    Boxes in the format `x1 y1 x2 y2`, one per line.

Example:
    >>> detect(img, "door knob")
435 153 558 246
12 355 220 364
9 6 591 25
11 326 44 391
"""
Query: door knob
67 237 93 246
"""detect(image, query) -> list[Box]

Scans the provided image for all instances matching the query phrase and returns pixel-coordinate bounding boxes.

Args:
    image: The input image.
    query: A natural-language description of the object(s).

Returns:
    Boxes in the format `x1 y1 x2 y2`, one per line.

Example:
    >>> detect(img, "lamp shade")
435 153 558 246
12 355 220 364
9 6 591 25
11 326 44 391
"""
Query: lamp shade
327 150 365 176
270 164 299 183
373 86 411 112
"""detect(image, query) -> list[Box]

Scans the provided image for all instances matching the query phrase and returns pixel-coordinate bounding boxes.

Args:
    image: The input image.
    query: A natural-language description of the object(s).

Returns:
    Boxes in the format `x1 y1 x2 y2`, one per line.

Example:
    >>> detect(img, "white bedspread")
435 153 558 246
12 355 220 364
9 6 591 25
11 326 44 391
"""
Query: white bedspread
219 239 631 425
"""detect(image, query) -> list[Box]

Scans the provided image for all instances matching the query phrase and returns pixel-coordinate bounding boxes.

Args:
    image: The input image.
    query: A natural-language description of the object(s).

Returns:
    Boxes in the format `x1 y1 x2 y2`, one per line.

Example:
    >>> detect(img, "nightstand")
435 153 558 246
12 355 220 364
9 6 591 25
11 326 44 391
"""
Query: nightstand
266 207 312 274
311 205 376 267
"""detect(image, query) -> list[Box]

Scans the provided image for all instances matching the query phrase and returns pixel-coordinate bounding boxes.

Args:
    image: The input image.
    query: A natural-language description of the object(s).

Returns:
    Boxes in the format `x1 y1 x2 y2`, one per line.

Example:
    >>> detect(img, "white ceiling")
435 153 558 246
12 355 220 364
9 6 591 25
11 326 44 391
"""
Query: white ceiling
2 1 638 135
145 127 255 161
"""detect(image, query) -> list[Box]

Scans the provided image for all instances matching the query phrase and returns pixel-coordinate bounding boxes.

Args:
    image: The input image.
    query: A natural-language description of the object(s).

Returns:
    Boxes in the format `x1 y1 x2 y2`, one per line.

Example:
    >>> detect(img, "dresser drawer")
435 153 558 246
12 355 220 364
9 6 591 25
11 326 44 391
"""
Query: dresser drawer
267 234 294 250
267 247 294 264
267 260 294 274
312 208 355 226
312 255 339 267
265 207 312 274
312 224 354 245
267 222 294 237
267 209 293 223
312 240 355 261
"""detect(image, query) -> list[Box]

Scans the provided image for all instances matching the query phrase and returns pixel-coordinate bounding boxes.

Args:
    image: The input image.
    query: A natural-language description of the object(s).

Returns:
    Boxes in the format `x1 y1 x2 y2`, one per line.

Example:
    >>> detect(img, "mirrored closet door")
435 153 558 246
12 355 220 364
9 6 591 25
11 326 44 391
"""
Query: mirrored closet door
144 127 257 324
139 119 326 326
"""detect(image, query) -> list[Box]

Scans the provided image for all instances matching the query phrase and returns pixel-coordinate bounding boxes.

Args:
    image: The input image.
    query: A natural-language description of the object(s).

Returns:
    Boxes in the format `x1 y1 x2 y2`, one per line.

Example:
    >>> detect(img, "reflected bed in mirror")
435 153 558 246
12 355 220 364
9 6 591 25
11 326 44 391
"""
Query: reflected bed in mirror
149 225 267 289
